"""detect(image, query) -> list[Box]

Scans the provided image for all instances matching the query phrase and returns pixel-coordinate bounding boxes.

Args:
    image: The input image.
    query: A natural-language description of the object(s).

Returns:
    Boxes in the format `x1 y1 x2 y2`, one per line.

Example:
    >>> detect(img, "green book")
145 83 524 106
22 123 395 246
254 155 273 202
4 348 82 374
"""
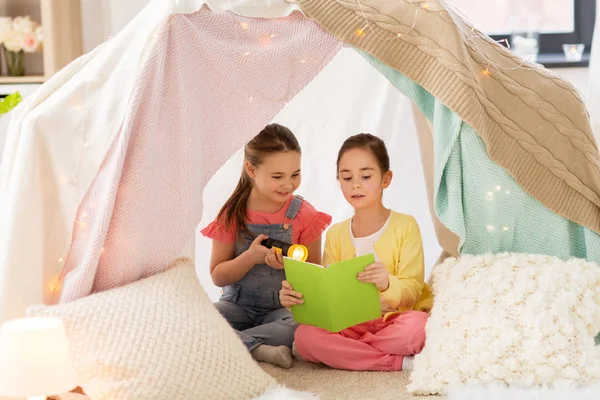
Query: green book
283 253 381 332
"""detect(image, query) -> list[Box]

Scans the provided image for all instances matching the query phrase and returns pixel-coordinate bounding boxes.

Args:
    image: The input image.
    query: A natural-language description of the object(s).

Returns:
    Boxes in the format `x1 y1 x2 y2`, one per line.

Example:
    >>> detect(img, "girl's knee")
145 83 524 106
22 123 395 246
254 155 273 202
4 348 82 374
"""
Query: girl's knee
406 311 429 351
294 324 326 347
274 324 297 348
415 310 430 325
277 320 299 345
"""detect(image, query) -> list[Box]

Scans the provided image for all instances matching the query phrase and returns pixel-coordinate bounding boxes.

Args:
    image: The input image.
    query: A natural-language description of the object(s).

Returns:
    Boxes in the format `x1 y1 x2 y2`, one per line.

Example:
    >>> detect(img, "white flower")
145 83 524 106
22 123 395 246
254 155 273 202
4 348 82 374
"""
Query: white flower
3 30 24 53
12 16 38 35
0 17 12 44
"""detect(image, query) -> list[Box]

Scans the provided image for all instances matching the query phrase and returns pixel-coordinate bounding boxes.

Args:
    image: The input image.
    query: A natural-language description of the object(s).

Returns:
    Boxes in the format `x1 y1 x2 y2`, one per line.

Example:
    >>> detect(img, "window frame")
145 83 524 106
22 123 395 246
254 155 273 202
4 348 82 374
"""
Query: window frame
489 0 596 67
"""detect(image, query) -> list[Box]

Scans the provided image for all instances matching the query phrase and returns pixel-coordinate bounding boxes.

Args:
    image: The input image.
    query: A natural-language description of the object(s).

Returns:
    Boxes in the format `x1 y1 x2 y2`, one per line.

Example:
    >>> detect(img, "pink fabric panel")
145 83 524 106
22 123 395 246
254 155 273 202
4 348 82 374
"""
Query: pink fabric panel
56 7 341 303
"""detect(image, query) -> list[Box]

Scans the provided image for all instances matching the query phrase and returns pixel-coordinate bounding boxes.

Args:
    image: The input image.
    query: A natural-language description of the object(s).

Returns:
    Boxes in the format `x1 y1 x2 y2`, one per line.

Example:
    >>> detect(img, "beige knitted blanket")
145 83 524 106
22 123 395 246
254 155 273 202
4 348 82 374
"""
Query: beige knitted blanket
298 0 600 233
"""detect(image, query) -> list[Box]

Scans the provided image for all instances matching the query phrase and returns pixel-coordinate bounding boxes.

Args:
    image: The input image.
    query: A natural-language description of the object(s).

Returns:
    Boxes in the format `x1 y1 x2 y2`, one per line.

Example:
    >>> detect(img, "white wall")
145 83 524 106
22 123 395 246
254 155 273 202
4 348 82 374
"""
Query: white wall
551 67 590 97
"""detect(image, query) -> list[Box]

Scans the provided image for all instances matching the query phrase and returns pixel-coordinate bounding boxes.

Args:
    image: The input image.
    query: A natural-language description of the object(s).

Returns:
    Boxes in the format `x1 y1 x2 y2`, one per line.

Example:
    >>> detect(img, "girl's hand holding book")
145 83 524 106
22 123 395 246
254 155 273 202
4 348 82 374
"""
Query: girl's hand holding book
279 280 303 309
357 262 390 291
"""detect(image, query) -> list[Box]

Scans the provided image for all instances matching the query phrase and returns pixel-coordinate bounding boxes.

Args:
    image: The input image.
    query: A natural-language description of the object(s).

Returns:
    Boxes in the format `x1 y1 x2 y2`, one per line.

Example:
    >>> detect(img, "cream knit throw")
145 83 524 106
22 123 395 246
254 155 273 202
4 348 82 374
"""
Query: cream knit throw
297 0 600 233
28 259 275 400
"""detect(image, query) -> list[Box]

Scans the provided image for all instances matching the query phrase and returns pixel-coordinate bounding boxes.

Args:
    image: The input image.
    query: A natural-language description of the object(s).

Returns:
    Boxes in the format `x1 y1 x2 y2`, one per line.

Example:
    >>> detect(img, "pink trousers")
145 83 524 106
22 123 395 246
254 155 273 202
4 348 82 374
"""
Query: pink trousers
294 310 429 371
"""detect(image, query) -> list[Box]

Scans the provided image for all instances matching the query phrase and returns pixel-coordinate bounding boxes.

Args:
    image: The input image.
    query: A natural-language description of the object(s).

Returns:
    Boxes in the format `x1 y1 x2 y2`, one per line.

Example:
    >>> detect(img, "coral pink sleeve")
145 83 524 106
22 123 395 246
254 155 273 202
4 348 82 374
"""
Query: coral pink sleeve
200 219 236 244
297 201 332 245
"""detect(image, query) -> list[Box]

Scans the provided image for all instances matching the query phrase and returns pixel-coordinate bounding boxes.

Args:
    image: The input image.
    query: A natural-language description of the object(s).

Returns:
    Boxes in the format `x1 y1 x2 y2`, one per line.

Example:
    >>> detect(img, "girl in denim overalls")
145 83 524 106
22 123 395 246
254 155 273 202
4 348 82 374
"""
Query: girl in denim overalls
201 124 331 368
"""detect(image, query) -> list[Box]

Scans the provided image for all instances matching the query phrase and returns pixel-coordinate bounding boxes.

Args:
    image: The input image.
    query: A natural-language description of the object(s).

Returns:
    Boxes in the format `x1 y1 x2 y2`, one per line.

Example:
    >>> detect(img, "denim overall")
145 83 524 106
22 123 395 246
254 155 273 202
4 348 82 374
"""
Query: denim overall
214 196 302 351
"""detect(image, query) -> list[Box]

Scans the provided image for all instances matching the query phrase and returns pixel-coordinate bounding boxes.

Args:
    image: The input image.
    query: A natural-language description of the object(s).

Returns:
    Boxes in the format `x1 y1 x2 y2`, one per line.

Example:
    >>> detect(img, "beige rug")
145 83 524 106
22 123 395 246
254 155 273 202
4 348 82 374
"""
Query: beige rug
260 361 444 400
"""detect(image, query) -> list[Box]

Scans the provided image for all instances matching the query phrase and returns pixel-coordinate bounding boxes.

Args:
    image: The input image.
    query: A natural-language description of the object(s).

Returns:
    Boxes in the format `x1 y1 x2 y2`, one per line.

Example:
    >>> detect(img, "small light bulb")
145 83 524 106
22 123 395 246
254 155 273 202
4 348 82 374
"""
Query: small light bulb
486 192 494 201
240 22 249 30
486 225 495 232
292 247 305 260
355 24 367 37
495 185 501 191
502 227 509 232
58 257 64 263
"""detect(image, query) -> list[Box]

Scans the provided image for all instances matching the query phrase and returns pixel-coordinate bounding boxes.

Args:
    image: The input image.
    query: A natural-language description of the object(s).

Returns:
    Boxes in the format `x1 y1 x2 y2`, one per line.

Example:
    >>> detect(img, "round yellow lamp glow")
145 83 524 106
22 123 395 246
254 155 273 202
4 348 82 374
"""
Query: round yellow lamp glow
261 238 308 262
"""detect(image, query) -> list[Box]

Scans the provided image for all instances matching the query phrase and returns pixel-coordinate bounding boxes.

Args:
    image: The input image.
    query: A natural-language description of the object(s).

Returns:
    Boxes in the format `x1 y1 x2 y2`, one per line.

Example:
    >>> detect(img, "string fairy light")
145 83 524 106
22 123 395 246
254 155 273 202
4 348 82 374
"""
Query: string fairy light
341 0 548 79
349 2 420 41
355 24 368 37
481 181 516 237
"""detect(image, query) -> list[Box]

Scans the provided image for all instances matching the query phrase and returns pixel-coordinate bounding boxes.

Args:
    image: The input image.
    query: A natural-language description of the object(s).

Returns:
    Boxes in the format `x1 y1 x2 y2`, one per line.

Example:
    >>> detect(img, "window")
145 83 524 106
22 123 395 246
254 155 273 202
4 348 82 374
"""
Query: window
445 0 596 67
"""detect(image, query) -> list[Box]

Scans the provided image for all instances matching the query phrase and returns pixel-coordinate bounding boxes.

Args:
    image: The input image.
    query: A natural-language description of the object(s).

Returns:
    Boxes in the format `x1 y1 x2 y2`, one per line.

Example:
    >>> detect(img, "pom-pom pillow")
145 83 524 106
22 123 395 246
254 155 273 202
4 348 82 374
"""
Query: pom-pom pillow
28 258 276 399
408 253 600 395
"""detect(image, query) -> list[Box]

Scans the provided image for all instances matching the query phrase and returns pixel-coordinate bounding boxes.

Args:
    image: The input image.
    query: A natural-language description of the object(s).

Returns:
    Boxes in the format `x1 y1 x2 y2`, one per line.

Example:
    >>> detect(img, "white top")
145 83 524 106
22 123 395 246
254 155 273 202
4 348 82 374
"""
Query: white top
349 214 391 262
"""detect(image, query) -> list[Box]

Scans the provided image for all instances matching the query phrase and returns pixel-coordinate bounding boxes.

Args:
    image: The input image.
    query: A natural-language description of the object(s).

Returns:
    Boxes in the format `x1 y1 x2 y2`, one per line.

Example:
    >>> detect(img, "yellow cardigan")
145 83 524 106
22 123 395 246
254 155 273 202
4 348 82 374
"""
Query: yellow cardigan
323 211 434 314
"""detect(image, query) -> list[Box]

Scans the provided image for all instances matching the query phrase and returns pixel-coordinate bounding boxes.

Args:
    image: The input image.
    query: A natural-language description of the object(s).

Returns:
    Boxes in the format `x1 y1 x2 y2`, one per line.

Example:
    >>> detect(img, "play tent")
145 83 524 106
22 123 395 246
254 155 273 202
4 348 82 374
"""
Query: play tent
0 0 599 321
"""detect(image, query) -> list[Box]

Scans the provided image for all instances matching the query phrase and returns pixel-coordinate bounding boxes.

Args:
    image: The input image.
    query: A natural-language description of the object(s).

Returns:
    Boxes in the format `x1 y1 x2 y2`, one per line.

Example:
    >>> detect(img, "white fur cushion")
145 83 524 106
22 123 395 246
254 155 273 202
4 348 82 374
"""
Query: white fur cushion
27 258 275 399
408 253 600 395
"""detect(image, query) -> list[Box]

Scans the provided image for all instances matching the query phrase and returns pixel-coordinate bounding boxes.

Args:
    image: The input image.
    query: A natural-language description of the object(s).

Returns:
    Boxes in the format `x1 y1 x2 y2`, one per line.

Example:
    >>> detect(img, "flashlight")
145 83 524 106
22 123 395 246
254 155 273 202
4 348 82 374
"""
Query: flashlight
261 238 308 262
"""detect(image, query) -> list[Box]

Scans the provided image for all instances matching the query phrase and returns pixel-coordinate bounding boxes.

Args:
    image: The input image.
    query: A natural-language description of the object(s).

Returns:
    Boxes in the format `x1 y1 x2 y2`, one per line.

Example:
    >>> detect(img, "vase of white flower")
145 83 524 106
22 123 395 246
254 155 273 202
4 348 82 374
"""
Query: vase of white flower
0 16 43 77
5 49 24 76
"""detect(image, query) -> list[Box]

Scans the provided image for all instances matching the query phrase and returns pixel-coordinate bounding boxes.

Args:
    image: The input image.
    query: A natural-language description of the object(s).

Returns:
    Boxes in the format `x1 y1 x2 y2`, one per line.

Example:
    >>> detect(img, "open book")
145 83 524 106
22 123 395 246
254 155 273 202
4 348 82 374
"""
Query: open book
283 253 381 332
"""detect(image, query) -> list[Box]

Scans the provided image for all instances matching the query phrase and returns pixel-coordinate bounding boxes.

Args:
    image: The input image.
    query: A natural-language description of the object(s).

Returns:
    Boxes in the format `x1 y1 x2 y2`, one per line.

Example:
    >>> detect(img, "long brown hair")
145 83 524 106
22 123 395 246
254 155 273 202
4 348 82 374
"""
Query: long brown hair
217 123 301 235
336 133 390 175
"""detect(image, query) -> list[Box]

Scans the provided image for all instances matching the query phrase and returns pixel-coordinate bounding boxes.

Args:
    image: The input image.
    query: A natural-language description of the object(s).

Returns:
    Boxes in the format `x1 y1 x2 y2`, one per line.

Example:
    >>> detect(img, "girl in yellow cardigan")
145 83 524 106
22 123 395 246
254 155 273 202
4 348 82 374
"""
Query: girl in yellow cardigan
279 133 433 371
